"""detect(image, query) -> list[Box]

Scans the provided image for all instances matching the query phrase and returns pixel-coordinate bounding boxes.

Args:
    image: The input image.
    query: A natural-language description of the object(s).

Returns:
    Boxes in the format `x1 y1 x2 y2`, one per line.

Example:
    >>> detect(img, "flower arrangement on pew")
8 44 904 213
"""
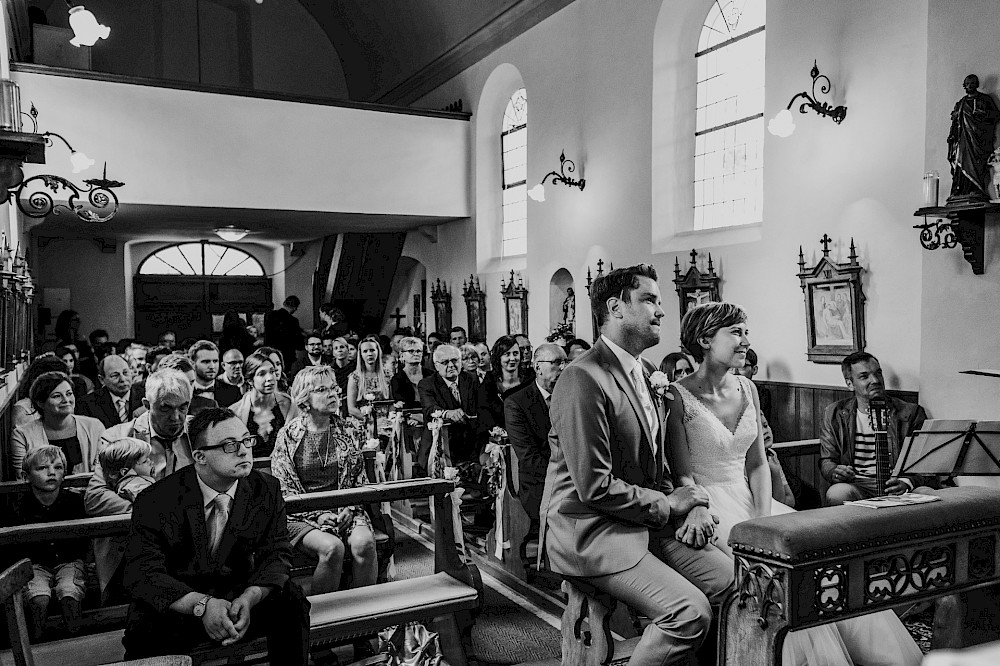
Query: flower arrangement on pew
484 427 511 559
426 410 447 479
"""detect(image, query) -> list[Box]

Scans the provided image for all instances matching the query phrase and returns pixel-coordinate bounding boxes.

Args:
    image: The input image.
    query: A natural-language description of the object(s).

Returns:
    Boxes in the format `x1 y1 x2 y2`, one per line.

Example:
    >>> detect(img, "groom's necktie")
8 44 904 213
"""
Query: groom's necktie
631 363 658 454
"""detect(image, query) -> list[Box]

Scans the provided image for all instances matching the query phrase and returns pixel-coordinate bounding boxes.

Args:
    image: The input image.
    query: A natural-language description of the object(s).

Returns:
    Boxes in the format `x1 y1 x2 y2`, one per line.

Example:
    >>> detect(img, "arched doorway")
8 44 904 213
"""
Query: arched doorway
134 241 271 343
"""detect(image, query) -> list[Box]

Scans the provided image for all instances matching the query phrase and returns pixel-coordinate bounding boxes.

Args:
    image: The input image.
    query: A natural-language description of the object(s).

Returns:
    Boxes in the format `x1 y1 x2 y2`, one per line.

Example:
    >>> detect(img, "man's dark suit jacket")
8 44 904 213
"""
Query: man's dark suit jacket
77 386 145 429
504 381 550 526
122 466 293 633
263 307 303 366
418 372 482 463
195 381 242 409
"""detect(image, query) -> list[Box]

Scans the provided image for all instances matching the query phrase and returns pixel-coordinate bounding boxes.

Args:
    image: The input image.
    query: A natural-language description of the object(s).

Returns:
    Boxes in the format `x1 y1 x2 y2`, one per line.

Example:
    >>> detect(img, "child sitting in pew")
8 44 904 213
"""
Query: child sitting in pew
98 437 155 503
9 445 89 638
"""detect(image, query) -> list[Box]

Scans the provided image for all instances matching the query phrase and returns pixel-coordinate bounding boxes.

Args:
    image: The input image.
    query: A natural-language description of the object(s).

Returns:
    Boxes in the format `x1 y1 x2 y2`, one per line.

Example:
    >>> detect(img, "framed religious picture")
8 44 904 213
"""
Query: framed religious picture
462 274 487 342
797 234 867 363
430 278 452 336
501 270 528 336
672 249 721 320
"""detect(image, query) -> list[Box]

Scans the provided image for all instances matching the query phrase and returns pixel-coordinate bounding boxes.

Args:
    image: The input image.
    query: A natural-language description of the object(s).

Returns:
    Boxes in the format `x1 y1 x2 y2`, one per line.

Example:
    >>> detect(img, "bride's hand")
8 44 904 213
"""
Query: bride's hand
675 506 719 549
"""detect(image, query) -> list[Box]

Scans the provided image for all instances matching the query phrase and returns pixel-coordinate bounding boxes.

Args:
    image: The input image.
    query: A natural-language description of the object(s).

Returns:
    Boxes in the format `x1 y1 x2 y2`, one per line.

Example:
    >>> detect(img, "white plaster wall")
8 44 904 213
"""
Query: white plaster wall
920 0 1000 418
414 0 929 391
12 71 470 218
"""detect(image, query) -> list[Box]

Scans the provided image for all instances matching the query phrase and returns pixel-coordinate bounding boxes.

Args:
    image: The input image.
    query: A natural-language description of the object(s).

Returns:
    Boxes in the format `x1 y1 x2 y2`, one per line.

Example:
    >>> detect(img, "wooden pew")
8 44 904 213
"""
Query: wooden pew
483 443 531 582
0 478 483 665
771 438 828 502
718 486 1000 665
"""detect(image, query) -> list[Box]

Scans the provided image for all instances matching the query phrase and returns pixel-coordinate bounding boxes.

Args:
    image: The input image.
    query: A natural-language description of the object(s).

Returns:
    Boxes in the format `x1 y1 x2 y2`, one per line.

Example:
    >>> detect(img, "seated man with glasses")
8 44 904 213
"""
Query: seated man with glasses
122 407 309 664
418 344 483 470
504 344 568 560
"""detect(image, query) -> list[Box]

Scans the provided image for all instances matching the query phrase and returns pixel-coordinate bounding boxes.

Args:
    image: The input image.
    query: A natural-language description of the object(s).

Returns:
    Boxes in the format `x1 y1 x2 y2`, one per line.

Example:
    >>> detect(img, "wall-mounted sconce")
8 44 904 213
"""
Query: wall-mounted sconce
214 226 250 242
527 150 585 202
67 2 111 47
0 83 124 223
768 60 847 138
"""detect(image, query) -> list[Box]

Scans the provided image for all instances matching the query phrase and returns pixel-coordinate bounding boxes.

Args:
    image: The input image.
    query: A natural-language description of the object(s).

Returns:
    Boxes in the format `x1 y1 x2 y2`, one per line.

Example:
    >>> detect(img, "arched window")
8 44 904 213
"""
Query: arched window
501 88 528 257
138 242 265 276
694 0 766 230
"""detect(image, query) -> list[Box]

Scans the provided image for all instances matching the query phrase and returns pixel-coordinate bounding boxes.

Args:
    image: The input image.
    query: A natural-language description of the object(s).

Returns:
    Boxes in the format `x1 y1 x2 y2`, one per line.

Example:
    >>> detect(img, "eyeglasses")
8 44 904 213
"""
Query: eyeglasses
201 435 260 454
403 349 423 354
310 385 341 396
537 360 568 368
437 358 461 367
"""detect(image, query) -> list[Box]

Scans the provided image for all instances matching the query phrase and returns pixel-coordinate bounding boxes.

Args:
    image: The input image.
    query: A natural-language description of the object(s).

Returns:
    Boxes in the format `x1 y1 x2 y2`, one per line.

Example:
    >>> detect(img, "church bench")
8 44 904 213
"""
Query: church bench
718 485 1000 665
0 478 482 664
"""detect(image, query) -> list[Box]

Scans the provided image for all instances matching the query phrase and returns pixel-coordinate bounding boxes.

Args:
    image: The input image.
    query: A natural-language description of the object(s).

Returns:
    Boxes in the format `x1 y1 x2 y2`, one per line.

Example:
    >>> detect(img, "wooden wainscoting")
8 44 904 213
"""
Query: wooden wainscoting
756 380 919 444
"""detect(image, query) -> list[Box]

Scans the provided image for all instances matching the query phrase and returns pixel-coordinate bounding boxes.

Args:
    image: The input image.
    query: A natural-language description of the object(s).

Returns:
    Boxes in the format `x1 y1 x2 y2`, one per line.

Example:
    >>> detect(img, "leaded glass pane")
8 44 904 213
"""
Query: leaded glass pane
501 88 528 257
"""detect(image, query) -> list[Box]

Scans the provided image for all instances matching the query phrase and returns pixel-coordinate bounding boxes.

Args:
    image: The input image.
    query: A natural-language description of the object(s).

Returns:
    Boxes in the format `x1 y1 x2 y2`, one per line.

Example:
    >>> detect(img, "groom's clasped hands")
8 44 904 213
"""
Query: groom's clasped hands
667 485 720 549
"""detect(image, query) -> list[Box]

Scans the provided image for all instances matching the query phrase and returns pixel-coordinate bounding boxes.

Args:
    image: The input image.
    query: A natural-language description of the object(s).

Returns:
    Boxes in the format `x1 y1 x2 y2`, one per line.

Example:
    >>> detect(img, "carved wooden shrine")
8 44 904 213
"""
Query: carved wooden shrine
672 249 720 321
462 274 487 342
584 259 612 342
430 278 452 336
720 486 1000 664
500 270 528 336
796 235 866 364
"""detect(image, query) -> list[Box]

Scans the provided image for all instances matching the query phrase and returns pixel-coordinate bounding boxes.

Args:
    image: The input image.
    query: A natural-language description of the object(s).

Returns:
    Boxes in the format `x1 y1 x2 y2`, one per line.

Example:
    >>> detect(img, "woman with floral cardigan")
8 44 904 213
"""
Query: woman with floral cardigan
270 366 377 594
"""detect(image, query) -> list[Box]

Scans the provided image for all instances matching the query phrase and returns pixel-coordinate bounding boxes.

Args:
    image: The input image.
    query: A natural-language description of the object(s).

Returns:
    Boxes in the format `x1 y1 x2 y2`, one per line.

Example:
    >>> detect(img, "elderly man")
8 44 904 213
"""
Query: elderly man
190 341 241 408
122 407 308 663
219 348 245 391
77 355 143 428
417 344 482 468
85 369 196 599
504 343 567 559
821 351 938 505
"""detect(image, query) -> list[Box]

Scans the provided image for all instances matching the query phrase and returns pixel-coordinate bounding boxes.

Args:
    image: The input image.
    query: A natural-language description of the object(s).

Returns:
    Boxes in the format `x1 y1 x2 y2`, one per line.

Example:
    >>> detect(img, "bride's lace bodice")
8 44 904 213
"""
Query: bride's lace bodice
673 376 758 487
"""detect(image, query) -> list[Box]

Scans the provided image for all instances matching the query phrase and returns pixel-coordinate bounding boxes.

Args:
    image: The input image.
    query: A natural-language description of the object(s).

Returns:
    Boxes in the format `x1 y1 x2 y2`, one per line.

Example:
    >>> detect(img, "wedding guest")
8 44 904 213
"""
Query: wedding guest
98 437 155 504
659 351 694 382
156 354 218 418
125 343 148 380
460 344 481 384
424 332 444 372
472 341 490 381
13 356 69 428
479 335 530 431
389 337 432 409
219 348 246 390
514 334 535 380
290 334 327 378
12 371 106 478
330 337 356 399
318 304 349 339
565 338 590 361
157 330 177 351
190 340 242 408
219 310 257 356
449 326 468 347
10 446 89 638
321 334 336 359
77 355 143 428
347 336 390 420
257 345 291 394
418 344 482 465
56 344 94 397
230 351 292 457
271 367 377 594
54 311 94 373
264 295 304 367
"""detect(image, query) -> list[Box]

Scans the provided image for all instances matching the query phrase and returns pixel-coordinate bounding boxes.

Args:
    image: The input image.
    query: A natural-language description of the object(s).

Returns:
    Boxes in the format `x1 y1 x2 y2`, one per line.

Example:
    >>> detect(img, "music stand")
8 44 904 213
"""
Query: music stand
894 419 1000 480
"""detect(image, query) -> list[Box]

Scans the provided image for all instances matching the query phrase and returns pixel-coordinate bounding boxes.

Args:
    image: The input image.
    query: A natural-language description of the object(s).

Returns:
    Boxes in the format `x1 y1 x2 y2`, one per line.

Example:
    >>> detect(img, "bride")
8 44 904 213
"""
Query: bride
666 302 922 666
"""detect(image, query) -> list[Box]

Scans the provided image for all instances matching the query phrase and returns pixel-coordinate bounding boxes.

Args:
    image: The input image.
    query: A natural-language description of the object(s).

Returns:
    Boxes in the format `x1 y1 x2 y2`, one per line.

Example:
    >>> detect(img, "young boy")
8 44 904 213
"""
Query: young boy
12 446 89 638
98 437 155 503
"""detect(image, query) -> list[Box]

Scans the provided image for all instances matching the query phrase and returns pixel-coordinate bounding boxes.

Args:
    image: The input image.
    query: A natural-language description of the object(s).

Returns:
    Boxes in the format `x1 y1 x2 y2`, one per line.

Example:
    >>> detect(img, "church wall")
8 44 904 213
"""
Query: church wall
920 0 1000 419
413 0 929 392
12 71 471 219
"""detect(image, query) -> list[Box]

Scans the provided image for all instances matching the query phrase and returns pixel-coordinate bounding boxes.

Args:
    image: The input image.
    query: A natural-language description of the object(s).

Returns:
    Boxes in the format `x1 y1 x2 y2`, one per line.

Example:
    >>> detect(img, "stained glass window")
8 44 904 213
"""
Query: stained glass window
501 88 527 257
694 0 766 230
138 242 265 276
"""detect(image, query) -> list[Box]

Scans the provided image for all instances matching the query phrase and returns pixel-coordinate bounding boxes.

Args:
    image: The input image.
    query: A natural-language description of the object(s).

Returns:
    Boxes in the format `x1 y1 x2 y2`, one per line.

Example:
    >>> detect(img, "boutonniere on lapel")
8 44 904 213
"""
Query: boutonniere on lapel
648 371 671 404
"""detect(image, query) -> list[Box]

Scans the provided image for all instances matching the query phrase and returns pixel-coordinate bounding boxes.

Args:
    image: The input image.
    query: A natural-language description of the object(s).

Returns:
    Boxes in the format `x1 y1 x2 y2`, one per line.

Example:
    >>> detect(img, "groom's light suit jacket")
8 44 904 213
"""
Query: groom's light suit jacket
541 337 672 577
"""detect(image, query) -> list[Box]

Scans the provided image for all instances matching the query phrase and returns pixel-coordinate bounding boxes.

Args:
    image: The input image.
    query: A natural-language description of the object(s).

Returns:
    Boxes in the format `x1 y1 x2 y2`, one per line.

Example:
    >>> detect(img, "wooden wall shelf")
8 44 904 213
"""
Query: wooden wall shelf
913 200 1000 275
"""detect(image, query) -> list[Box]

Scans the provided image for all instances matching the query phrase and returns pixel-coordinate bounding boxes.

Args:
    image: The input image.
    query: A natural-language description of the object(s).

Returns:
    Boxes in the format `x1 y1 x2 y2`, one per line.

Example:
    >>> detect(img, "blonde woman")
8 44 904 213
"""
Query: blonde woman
270 366 376 593
346 336 390 420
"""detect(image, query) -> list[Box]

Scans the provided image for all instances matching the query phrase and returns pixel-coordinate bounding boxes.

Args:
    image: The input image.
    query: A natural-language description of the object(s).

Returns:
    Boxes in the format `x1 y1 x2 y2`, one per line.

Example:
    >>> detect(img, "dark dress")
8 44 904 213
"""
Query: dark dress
248 404 285 457
389 367 433 409
48 435 83 473
478 372 532 431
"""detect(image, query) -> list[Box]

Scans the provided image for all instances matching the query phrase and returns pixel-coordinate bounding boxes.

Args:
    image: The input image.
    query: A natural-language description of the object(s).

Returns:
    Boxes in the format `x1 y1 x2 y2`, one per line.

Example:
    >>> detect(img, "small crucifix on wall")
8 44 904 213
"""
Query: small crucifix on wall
388 307 406 330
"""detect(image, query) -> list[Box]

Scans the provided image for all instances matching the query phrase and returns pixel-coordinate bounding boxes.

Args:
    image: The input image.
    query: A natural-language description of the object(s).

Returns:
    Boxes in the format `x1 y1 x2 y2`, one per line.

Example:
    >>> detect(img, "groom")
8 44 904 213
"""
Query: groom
541 264 733 665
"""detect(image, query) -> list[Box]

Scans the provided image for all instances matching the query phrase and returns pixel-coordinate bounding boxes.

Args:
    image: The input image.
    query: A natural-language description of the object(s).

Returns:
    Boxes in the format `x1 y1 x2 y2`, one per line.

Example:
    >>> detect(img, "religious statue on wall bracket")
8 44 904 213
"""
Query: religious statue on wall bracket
797 234 867 364
585 258 613 342
500 270 528 337
947 74 1000 205
672 249 721 321
430 278 452 336
462 274 487 342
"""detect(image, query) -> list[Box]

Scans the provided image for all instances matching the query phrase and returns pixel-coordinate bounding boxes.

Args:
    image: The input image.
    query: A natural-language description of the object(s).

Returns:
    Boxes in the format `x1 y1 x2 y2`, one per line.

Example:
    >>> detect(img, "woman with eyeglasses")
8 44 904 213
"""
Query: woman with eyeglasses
230 351 292 457
346 336 391 420
271 366 377 594
388 337 432 409
478 334 531 432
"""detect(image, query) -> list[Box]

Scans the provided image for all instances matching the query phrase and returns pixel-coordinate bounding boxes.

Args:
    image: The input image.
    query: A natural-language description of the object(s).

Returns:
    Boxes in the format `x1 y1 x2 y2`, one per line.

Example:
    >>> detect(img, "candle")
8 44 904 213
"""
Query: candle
923 171 939 207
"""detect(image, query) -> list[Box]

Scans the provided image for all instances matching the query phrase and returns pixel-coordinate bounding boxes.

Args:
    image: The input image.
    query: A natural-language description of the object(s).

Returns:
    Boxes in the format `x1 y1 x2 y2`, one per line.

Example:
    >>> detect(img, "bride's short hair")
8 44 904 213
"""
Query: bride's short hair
680 302 747 362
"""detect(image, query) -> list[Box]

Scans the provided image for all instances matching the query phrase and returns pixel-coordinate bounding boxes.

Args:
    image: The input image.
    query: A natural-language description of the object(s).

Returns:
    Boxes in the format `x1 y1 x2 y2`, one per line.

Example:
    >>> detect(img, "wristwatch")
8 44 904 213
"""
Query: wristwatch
193 595 212 618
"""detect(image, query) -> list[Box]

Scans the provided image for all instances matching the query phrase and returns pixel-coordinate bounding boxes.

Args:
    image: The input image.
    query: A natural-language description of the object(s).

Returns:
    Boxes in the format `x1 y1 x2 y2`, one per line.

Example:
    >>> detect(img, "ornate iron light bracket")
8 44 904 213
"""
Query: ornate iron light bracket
10 164 123 223
786 60 847 124
540 151 585 191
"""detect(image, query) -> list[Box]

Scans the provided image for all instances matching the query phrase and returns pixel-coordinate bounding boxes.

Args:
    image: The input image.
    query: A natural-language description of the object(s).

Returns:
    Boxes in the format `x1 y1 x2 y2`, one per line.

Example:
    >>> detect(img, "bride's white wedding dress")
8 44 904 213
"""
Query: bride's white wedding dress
674 376 922 666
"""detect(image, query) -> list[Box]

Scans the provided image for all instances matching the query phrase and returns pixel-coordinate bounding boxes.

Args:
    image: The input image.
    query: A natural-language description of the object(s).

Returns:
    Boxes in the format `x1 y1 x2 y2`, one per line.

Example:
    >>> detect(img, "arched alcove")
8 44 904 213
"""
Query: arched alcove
549 268 575 337
383 256 427 335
